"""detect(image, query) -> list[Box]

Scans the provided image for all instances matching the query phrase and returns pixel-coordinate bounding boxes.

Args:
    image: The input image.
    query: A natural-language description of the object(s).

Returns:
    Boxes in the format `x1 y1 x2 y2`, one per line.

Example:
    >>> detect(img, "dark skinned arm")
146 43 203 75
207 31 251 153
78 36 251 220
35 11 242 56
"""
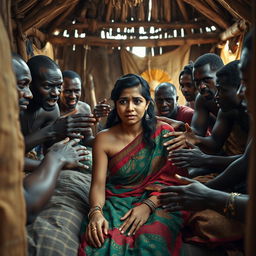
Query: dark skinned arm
164 110 234 154
206 140 251 190
24 157 41 171
191 94 211 136
24 138 89 224
170 142 241 170
158 175 248 221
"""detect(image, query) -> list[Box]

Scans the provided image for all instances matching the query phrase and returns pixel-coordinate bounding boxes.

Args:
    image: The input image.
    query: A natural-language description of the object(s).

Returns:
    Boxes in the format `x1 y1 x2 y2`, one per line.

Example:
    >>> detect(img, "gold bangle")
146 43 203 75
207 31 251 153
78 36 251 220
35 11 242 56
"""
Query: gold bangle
223 192 241 218
88 206 103 219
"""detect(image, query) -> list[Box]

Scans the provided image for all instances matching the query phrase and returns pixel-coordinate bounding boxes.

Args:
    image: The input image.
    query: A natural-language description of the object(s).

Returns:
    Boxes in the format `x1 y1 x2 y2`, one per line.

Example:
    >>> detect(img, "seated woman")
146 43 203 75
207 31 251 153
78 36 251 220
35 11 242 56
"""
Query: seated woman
78 74 188 255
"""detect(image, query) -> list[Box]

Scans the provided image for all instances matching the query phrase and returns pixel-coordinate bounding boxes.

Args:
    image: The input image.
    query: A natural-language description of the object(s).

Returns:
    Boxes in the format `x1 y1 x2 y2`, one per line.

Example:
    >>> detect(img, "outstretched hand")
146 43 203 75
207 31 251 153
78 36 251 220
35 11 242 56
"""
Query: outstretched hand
163 123 197 153
156 116 185 131
158 174 212 212
119 204 151 236
169 141 207 167
47 138 90 169
52 113 97 140
93 99 111 119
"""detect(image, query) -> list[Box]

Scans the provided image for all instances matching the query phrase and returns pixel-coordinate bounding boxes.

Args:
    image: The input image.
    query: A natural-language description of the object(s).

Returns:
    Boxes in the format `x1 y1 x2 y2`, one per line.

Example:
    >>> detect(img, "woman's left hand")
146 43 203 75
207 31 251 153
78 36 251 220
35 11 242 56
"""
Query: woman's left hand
119 204 151 236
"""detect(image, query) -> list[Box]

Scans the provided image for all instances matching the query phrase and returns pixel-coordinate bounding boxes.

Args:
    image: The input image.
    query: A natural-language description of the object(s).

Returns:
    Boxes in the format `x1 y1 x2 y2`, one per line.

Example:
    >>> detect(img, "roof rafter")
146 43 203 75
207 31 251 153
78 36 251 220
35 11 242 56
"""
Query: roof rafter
182 0 230 29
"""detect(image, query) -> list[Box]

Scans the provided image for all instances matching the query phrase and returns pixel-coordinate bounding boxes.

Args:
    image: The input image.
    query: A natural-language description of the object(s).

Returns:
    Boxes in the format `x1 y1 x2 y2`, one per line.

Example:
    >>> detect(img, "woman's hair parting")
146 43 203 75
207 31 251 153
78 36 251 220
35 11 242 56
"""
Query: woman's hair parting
106 74 157 148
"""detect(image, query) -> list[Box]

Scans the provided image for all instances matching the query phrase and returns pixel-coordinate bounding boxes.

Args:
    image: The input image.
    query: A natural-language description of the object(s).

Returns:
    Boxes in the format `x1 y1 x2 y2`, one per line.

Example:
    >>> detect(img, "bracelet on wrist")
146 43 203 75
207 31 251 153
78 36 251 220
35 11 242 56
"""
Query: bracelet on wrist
223 192 241 218
143 198 157 213
88 206 103 219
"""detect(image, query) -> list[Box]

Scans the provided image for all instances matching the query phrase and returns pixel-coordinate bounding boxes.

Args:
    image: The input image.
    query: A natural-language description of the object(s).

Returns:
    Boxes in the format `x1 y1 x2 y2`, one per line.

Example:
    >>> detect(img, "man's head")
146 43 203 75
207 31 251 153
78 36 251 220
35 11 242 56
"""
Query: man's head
60 70 82 111
193 53 224 100
12 54 33 111
154 82 178 118
215 60 241 112
238 30 253 110
27 55 63 111
179 62 198 102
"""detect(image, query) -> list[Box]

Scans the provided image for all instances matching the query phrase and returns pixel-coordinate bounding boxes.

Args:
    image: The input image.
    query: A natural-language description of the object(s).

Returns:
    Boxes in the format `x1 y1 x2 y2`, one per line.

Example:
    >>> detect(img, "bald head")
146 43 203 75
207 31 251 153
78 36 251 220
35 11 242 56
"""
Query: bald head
26 55 63 111
154 82 178 118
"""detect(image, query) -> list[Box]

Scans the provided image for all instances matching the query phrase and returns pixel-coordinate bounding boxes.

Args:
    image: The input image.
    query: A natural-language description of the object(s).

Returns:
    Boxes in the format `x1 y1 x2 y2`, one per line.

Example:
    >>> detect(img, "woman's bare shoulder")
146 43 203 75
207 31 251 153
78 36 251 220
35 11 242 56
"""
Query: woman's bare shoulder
95 126 119 144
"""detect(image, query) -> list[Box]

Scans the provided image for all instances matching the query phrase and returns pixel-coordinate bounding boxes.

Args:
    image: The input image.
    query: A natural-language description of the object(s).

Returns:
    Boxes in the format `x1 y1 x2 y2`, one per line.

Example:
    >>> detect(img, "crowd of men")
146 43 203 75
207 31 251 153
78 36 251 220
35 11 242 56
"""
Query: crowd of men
1 18 253 255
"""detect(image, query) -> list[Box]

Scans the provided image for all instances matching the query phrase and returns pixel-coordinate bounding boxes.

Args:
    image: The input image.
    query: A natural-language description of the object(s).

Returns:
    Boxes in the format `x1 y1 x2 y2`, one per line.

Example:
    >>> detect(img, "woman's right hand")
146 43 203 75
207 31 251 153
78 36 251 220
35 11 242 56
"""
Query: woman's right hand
86 211 109 248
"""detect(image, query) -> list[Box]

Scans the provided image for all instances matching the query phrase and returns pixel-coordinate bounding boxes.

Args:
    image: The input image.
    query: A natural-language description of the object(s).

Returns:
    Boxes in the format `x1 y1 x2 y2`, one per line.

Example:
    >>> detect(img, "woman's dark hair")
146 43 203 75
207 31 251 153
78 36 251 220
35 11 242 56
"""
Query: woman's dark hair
106 74 157 148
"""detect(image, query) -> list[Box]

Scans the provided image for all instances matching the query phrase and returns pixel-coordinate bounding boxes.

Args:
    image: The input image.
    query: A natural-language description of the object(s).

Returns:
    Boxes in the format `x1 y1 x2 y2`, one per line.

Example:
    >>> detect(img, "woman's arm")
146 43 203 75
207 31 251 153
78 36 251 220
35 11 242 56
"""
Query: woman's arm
86 131 109 248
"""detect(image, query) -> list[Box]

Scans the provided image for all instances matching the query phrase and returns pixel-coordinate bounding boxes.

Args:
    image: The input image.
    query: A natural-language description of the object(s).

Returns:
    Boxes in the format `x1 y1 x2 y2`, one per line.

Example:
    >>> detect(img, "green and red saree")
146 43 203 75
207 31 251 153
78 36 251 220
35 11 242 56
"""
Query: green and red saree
79 123 189 255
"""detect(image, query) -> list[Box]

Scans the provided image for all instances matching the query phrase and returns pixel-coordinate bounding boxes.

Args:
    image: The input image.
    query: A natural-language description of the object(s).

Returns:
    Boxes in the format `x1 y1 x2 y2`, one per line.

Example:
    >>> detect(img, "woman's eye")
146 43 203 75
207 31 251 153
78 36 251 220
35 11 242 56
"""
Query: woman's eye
134 99 142 104
119 100 127 104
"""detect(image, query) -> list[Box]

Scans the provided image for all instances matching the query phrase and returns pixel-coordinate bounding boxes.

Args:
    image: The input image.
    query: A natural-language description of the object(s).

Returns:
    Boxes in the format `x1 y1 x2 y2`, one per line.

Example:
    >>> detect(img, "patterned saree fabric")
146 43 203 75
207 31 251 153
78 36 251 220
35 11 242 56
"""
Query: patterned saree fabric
79 124 189 256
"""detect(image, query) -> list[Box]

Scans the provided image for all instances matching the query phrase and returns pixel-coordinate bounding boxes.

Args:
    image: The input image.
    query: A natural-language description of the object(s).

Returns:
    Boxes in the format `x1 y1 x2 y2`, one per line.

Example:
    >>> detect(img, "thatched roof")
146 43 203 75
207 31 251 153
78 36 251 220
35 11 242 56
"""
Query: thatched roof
10 0 252 50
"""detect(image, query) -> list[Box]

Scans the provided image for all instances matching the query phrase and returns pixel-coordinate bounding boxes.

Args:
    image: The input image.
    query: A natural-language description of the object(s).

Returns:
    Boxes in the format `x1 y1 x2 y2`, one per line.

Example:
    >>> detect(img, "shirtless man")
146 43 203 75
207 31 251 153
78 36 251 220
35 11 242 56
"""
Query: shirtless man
59 70 111 146
20 55 97 153
179 62 198 109
169 61 249 174
158 30 253 221
12 54 89 223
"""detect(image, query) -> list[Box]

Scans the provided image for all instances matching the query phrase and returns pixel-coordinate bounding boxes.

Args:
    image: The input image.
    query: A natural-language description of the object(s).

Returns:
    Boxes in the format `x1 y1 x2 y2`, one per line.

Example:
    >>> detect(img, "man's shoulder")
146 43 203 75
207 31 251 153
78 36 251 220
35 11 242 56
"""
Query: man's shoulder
77 101 91 114
178 105 194 113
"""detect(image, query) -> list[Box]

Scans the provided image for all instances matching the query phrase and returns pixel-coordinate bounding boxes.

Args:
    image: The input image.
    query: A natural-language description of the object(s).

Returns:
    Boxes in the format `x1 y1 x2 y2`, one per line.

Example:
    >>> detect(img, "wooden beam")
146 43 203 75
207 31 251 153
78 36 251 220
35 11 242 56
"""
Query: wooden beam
219 20 248 41
49 33 219 47
163 0 171 23
176 0 189 21
105 0 113 22
183 0 230 29
60 20 209 31
15 0 37 16
22 0 78 31
216 0 252 23
47 3 77 33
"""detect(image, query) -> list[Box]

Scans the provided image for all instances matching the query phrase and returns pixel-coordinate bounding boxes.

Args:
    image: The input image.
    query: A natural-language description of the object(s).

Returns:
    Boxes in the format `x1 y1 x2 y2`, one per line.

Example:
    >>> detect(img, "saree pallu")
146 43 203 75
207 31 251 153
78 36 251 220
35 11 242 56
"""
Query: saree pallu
79 124 189 256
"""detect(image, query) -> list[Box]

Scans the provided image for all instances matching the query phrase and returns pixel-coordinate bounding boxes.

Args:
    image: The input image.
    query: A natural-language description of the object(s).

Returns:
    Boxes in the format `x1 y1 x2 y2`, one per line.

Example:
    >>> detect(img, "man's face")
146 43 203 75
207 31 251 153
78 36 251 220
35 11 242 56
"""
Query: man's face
215 76 241 112
238 48 251 110
155 86 178 118
179 73 198 102
33 67 63 111
60 77 81 110
193 63 217 101
12 58 33 111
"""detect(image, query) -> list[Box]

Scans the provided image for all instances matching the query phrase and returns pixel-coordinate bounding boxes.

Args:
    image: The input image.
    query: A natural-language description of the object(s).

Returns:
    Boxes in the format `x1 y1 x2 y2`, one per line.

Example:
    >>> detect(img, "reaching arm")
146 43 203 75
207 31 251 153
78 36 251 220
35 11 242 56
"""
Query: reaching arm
158 175 248 221
24 138 89 224
191 95 211 136
170 142 241 170
206 140 251 190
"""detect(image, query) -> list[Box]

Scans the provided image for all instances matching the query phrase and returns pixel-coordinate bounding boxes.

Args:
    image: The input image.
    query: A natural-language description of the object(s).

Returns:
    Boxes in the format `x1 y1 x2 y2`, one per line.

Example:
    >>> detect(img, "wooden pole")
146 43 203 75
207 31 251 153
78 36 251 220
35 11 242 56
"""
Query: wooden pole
183 0 230 29
216 0 251 23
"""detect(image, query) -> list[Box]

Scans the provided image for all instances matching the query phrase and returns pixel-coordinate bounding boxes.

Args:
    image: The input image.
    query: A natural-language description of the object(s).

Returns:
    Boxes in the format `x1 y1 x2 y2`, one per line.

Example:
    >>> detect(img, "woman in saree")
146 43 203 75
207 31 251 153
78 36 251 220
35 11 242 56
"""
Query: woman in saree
79 74 189 255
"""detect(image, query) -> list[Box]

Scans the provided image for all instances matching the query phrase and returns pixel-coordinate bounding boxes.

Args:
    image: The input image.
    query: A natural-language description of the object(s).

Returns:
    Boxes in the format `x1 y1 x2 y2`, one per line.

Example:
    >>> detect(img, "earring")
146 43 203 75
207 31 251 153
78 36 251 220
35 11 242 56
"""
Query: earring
145 111 150 120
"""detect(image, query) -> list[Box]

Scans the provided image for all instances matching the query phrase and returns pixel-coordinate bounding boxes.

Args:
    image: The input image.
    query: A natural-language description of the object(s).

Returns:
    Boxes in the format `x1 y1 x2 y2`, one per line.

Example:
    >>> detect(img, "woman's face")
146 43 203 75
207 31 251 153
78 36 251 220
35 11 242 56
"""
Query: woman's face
116 86 149 126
